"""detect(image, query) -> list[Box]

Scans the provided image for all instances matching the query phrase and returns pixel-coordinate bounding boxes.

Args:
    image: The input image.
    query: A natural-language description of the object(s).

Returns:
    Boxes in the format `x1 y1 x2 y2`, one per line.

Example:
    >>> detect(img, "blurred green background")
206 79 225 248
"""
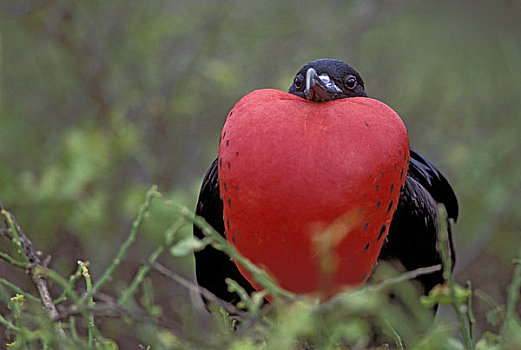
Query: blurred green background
1 0 521 347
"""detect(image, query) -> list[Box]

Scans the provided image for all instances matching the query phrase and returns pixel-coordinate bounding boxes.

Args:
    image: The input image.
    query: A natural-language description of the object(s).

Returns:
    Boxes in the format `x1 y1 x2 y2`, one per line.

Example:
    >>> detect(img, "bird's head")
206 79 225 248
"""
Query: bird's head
288 59 367 102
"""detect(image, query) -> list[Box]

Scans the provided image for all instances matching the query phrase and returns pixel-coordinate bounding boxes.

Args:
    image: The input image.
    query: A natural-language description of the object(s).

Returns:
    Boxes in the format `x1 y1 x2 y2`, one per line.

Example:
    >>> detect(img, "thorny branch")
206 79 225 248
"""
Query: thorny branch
0 203 63 335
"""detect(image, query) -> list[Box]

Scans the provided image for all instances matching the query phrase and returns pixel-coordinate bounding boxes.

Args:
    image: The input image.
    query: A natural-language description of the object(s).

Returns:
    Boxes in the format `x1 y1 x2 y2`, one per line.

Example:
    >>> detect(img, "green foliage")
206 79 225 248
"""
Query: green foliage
2 191 521 349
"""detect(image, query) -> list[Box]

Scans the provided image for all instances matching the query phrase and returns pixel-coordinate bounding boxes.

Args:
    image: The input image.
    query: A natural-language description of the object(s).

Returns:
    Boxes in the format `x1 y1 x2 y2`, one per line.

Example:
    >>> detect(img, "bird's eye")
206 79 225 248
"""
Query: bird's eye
293 75 304 90
344 75 357 90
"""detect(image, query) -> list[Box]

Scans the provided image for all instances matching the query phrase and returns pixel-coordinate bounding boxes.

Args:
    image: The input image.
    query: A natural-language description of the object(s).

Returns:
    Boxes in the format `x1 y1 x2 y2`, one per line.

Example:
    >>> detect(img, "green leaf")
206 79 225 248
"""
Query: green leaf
169 237 209 257
420 283 471 308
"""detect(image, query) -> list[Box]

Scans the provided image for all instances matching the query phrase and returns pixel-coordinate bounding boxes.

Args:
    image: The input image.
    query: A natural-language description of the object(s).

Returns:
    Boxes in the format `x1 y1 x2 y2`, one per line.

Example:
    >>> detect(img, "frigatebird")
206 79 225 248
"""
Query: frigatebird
193 59 458 304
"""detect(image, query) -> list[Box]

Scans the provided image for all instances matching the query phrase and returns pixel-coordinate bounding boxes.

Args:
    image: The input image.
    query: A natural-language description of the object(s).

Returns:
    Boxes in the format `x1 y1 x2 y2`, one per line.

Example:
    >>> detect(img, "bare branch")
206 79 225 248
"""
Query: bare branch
151 261 246 318
0 204 64 336
368 264 443 293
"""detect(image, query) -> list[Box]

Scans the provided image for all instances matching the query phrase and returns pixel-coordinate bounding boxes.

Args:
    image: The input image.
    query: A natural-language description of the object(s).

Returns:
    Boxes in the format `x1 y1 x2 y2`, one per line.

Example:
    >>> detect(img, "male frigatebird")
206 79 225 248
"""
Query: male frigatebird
193 59 458 305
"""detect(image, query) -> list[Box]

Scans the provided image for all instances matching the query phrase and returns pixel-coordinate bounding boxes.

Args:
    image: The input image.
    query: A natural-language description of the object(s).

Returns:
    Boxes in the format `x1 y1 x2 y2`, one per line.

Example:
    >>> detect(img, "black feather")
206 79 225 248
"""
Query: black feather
379 149 457 295
193 158 257 304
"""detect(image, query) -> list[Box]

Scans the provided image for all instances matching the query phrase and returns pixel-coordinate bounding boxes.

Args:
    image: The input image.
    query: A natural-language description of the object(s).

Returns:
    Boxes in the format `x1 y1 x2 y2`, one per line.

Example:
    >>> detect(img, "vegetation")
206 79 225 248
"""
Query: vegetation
1 190 521 349
1 0 520 348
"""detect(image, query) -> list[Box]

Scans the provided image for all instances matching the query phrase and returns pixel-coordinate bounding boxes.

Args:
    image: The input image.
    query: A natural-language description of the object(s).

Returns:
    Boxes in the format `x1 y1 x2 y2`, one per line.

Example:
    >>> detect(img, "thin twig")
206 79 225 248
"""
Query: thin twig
466 281 476 344
54 263 84 305
90 185 159 297
0 278 41 302
368 264 442 293
118 246 164 306
175 204 295 301
78 261 95 346
500 249 521 342
57 291 181 334
505 254 521 321
1 207 29 265
151 261 246 317
437 206 474 350
385 319 404 350
0 313 20 331
0 251 30 269
0 205 63 333
46 268 103 340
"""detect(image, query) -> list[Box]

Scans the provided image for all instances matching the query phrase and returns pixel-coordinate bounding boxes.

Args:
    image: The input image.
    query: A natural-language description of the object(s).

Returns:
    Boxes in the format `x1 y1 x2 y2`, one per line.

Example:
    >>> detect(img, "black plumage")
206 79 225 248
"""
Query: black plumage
193 59 458 304
194 159 258 304
379 149 458 295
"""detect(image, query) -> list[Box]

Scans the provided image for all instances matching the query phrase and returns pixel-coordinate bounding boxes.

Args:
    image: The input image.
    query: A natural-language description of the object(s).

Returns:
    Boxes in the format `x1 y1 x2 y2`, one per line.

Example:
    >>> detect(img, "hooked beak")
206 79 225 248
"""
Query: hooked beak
304 68 343 102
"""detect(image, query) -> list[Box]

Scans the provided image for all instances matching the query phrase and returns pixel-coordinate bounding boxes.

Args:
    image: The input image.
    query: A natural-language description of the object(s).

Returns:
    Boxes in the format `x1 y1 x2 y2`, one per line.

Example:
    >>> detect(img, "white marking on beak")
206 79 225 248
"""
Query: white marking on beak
317 74 342 93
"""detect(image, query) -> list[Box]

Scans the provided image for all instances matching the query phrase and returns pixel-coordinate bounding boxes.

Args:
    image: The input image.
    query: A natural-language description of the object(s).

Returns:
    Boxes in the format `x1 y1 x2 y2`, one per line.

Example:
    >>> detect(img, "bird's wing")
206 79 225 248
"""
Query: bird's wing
407 148 459 221
194 158 224 239
193 158 257 304
380 149 458 294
